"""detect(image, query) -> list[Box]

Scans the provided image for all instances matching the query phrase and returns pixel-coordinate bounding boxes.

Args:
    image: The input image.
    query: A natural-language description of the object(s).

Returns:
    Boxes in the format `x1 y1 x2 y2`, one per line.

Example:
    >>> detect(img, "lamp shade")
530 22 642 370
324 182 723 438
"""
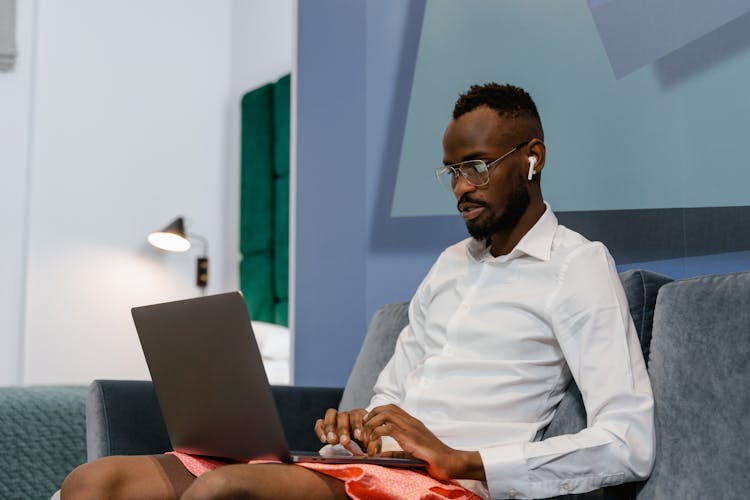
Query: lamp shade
148 217 191 252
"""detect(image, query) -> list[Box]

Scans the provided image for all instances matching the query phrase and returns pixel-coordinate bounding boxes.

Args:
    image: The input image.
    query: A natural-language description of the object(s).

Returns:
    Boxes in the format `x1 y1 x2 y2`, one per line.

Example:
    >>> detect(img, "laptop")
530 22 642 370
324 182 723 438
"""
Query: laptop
131 291 426 468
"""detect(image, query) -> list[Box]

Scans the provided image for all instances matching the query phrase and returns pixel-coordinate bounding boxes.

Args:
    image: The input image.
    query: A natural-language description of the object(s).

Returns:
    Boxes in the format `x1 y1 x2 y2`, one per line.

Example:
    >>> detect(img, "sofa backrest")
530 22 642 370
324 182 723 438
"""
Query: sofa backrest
636 271 750 500
0 386 87 499
619 269 675 366
340 269 672 414
542 269 672 439
339 302 409 411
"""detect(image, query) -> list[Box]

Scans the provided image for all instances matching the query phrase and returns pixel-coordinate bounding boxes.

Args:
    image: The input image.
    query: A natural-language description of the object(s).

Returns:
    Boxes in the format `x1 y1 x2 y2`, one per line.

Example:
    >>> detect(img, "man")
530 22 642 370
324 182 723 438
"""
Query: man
62 83 654 499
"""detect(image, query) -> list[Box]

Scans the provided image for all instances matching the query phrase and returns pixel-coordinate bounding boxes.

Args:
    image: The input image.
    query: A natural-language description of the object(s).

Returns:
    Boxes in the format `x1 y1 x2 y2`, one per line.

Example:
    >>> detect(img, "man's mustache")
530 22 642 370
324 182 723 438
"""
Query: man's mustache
457 195 488 211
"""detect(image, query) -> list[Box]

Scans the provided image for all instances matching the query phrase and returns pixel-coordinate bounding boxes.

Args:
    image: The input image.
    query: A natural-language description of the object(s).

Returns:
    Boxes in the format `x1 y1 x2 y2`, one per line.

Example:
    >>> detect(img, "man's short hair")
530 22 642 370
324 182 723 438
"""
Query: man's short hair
453 83 544 140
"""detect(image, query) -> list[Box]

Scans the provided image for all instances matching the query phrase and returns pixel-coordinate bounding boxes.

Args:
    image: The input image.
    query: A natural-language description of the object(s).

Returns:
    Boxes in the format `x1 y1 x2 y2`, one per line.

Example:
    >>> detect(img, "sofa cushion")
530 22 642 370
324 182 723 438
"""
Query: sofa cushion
619 269 673 366
339 302 409 411
637 271 750 500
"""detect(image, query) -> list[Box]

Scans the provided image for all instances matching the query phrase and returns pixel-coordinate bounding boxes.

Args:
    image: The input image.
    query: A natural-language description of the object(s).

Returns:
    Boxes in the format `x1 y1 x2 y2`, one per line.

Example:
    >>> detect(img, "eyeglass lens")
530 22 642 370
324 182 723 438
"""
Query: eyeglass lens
437 161 489 191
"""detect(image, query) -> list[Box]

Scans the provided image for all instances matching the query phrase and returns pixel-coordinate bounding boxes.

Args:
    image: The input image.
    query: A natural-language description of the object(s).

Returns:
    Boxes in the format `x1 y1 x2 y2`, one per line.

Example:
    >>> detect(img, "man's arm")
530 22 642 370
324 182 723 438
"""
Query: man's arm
363 404 486 481
314 260 439 451
477 243 655 499
312 319 428 456
367 269 434 409
314 403 487 481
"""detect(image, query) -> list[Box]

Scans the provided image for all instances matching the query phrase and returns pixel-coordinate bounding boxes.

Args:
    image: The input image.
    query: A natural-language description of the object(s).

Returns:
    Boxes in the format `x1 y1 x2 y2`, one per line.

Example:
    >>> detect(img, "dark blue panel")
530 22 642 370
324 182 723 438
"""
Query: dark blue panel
618 251 750 280
557 206 750 264
295 0 367 387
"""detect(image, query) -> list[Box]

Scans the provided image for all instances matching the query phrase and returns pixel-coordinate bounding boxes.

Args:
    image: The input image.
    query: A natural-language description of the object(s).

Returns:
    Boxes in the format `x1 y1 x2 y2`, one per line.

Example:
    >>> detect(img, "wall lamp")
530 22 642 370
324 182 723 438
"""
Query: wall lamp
147 216 209 289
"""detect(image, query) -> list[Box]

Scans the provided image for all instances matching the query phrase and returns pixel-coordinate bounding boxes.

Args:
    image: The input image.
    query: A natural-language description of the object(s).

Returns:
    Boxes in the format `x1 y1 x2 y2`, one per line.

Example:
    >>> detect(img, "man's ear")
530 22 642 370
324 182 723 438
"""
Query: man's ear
527 139 546 176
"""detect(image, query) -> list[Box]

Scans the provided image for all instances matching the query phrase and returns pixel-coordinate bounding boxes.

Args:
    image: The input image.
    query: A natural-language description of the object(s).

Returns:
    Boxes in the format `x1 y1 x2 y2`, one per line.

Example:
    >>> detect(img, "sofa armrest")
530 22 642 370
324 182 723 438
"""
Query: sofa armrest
87 380 344 461
86 380 171 461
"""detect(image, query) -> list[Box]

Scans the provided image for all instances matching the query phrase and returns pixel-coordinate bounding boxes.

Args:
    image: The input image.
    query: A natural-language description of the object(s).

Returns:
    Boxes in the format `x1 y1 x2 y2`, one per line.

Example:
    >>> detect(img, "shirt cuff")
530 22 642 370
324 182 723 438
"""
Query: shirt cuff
479 443 627 498
479 443 529 499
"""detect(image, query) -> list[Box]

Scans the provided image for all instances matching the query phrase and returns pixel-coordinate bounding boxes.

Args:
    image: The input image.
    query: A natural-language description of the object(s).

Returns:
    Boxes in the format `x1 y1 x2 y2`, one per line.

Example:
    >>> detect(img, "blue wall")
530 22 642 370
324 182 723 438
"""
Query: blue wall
295 0 367 386
392 1 750 216
296 0 464 387
294 0 750 387
364 0 466 322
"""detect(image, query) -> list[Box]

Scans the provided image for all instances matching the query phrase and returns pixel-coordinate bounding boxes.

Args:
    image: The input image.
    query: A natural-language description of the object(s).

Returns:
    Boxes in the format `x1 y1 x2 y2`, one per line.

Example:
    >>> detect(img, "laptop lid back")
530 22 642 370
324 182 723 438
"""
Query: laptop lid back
132 292 292 462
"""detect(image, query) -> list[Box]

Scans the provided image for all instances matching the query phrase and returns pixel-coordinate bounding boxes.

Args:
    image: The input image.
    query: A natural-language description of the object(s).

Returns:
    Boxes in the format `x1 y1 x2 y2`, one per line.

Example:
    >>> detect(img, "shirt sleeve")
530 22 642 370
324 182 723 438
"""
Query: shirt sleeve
478 243 656 499
366 258 438 411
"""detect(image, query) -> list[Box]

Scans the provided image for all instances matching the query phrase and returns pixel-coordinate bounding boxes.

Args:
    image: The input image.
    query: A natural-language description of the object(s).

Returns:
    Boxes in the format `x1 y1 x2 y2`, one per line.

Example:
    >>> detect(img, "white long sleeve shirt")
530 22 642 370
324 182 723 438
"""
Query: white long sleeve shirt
368 205 655 499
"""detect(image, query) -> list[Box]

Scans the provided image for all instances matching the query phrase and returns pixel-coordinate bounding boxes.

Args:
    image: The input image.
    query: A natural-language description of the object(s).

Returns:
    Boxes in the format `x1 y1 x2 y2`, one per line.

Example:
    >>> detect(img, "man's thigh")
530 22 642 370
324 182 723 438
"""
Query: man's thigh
182 463 348 500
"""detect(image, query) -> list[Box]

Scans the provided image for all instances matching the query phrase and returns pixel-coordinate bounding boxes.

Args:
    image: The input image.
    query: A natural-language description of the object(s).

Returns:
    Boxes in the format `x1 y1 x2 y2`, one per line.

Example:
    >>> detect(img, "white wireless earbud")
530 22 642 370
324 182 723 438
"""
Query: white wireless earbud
527 156 537 180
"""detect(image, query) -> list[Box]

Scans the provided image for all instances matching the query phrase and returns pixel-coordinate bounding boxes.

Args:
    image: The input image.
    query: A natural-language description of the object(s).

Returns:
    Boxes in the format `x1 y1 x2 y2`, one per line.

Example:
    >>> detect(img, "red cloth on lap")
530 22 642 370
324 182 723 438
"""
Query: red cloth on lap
171 452 482 500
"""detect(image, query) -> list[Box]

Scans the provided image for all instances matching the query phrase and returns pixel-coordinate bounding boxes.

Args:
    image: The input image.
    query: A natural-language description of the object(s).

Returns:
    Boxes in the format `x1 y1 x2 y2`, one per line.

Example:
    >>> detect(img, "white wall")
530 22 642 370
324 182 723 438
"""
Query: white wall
222 0 294 293
0 0 292 386
230 0 294 96
0 0 35 385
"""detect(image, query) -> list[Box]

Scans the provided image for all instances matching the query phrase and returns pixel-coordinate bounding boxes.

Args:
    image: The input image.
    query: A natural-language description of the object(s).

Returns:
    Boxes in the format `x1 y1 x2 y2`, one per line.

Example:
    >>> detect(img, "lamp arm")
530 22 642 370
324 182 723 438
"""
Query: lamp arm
187 233 209 257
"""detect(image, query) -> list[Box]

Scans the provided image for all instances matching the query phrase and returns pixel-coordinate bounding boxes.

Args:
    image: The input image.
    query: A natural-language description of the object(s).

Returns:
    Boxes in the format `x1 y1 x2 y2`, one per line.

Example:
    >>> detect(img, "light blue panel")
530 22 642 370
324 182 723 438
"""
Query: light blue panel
589 0 750 78
391 0 750 216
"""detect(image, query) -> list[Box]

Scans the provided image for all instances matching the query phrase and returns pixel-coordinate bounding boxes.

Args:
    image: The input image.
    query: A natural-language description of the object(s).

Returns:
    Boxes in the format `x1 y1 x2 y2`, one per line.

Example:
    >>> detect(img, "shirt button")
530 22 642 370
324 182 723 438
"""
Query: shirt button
507 489 517 498
561 481 571 492
444 344 454 355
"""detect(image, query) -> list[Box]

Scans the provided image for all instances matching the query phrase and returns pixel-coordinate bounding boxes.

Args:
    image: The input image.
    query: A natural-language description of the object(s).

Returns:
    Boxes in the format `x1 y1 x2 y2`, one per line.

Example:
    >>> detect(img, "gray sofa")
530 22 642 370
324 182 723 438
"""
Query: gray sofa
45 269 750 498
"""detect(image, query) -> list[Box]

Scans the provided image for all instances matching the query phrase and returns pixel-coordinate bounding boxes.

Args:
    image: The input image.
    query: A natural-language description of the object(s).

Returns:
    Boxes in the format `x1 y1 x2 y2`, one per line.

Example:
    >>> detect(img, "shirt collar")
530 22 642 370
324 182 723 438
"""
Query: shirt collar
466 202 558 262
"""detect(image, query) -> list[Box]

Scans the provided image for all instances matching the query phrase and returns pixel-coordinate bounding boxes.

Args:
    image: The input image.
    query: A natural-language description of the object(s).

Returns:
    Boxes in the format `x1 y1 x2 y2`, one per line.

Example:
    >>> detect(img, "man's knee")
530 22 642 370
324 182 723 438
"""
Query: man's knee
181 470 244 500
60 457 122 499
61 455 178 500
182 464 347 500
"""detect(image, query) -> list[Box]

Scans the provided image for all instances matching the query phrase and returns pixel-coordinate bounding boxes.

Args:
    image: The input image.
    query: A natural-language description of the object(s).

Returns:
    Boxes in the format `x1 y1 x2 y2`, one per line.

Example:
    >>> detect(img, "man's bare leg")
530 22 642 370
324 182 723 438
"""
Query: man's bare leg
61 454 194 500
62 456 348 500
181 463 348 500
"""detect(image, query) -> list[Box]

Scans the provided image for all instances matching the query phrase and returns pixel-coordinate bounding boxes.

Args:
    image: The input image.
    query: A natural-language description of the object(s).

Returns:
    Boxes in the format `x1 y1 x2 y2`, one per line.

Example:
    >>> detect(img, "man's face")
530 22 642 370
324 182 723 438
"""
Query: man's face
442 106 530 241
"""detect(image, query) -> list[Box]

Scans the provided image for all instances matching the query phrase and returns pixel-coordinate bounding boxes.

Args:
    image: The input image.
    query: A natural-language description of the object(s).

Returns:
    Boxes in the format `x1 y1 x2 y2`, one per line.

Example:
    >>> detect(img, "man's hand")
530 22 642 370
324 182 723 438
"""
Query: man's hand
363 404 486 481
314 408 372 452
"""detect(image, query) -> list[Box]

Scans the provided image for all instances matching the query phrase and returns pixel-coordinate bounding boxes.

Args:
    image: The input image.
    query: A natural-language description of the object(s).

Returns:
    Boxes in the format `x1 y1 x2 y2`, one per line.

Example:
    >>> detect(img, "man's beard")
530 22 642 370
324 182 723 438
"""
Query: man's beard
465 186 530 241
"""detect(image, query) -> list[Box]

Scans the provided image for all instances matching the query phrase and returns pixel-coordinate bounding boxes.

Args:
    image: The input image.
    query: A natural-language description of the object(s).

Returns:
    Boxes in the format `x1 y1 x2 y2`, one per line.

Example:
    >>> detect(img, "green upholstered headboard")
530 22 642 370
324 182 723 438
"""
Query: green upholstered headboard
240 74 290 326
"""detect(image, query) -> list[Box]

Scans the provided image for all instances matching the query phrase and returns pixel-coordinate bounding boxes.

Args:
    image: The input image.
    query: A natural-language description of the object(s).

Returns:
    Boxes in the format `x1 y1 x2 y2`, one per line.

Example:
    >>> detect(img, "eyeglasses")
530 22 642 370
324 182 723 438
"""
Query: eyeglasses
435 141 529 192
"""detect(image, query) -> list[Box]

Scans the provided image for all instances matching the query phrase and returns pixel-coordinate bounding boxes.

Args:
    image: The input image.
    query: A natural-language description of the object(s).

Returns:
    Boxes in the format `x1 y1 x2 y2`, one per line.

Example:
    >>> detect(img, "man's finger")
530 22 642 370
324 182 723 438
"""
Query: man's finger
342 438 366 457
337 411 351 445
350 409 366 441
323 408 339 443
313 418 327 443
366 437 382 457
369 421 398 441
363 409 405 434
